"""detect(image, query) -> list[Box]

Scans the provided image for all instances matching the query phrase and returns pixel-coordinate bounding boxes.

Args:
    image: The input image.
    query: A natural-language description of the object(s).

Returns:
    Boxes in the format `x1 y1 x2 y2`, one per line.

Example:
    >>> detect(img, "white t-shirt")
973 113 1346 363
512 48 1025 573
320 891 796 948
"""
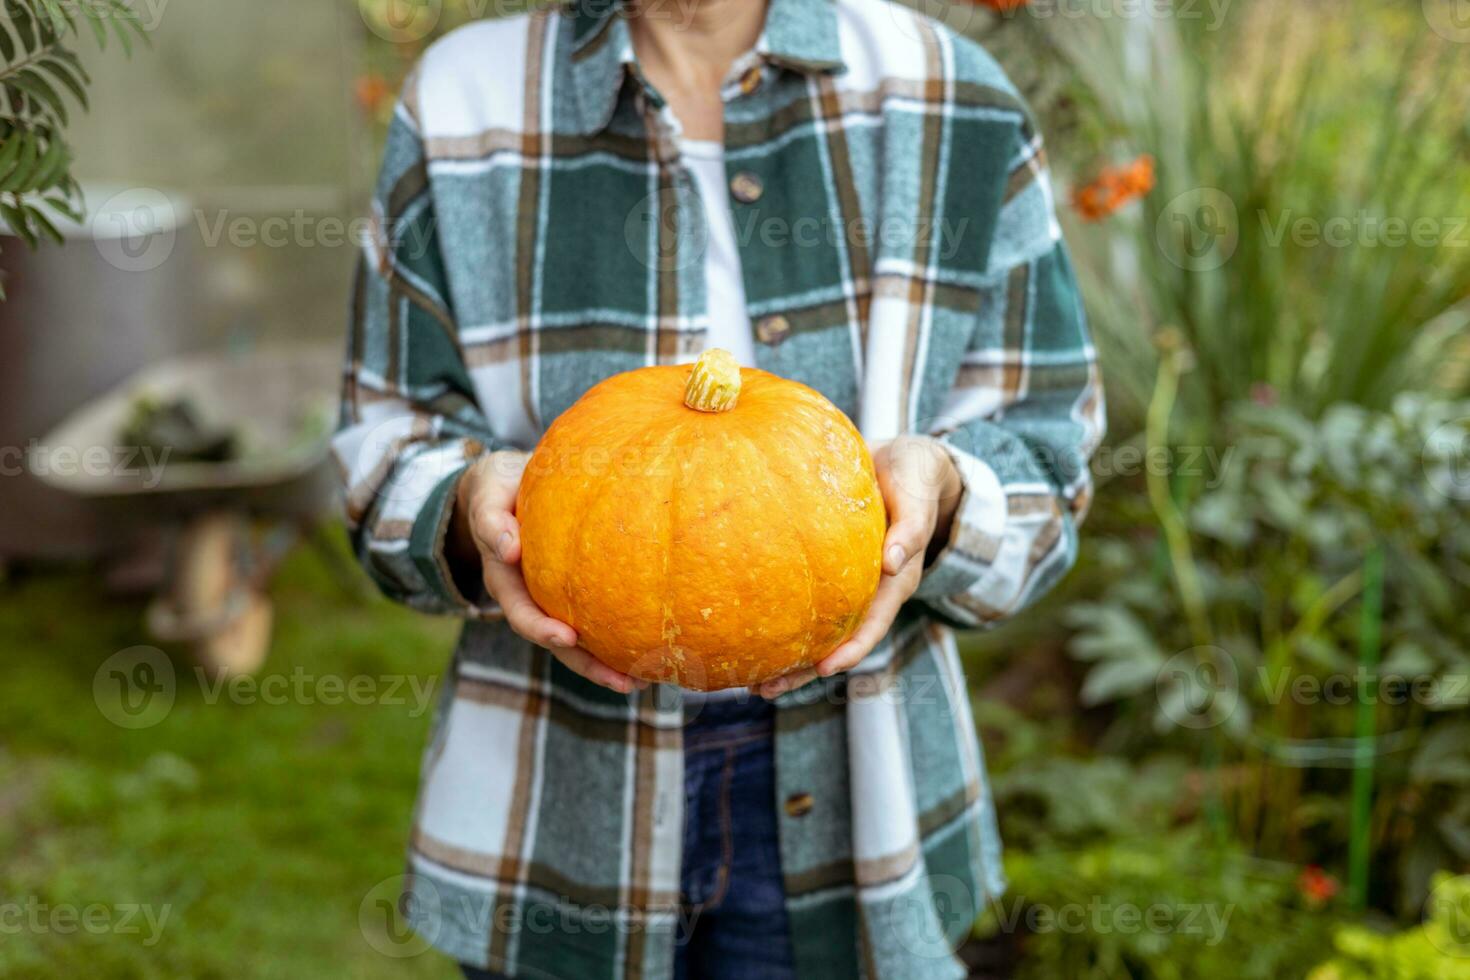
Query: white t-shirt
680 137 756 702
680 138 756 368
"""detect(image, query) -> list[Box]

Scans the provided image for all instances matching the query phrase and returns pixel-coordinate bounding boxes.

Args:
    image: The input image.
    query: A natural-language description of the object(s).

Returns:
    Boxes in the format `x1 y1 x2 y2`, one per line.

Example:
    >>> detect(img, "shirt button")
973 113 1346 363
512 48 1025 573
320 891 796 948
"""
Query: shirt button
784 792 814 818
730 171 764 204
738 66 762 95
757 314 791 346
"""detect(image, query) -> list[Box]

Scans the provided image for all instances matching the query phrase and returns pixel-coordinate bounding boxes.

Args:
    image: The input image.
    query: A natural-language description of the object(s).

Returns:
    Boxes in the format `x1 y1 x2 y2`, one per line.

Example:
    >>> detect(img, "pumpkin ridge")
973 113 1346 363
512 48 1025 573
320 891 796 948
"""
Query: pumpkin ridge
664 421 739 689
751 398 885 646
657 418 689 683
742 426 819 667
562 416 681 669
557 436 600 651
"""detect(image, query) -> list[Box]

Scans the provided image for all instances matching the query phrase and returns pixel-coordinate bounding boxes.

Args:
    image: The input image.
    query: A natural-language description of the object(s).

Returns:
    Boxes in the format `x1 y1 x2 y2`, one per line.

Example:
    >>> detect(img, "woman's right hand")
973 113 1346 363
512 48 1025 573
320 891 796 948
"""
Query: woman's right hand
451 450 642 694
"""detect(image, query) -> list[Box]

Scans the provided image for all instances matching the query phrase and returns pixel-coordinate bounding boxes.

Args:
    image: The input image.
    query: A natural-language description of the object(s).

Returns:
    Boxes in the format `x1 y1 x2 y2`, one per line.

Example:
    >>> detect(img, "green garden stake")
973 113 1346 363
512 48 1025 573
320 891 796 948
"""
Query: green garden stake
1348 545 1384 912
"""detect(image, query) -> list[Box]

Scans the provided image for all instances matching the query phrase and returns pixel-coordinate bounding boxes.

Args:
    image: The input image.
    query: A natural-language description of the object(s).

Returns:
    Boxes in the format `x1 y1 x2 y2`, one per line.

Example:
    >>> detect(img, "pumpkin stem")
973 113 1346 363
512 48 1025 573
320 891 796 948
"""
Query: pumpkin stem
684 349 742 413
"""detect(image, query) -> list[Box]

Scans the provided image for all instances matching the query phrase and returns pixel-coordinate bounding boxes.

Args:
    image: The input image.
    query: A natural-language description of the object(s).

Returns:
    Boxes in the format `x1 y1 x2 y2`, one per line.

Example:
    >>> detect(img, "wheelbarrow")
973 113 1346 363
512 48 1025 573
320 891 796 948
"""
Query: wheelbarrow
33 343 344 676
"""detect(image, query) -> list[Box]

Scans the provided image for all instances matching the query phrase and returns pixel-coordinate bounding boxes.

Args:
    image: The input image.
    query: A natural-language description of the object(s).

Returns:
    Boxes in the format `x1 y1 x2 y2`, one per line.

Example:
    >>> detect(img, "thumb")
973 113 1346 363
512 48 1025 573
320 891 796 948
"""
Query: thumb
476 510 522 564
882 516 930 575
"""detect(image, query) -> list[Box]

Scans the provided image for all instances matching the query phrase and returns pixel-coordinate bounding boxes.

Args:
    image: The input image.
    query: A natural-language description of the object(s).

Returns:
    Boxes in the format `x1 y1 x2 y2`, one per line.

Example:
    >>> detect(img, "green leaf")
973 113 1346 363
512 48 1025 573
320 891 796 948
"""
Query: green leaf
54 47 91 85
1292 633 1350 671
41 194 79 223
30 134 69 191
0 133 39 193
1081 656 1164 706
36 54 88 109
125 9 150 46
1411 722 1470 786
11 2 38 52
11 69 69 126
0 135 23 185
80 1 108 48
1 200 37 248
1066 602 1165 664
22 201 62 244
1435 796 1470 860
36 0 69 37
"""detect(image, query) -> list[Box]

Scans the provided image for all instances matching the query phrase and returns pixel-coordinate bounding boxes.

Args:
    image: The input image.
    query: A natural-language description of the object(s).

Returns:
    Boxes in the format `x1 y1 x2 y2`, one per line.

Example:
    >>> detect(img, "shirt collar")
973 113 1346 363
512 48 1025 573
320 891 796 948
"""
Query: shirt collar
567 0 846 136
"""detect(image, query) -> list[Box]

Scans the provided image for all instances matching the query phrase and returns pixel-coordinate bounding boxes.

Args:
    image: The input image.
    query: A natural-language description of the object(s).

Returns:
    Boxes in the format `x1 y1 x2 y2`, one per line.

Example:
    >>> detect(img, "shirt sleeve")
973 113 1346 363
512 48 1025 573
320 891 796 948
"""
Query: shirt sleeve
331 90 502 618
912 121 1106 628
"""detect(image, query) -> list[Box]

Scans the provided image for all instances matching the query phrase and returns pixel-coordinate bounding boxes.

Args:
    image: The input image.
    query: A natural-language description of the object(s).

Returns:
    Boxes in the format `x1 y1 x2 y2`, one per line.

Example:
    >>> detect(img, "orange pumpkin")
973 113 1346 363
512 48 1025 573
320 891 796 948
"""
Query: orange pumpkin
517 349 886 691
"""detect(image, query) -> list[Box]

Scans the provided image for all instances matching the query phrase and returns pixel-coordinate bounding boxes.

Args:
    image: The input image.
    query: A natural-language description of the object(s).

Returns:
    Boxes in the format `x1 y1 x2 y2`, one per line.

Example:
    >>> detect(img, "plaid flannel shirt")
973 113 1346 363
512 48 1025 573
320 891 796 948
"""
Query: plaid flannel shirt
332 0 1103 976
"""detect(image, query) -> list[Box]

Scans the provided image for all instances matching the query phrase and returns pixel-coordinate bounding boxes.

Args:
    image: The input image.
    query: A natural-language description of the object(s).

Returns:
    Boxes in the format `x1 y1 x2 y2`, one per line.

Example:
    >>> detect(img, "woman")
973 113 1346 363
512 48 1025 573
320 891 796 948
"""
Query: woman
333 0 1102 975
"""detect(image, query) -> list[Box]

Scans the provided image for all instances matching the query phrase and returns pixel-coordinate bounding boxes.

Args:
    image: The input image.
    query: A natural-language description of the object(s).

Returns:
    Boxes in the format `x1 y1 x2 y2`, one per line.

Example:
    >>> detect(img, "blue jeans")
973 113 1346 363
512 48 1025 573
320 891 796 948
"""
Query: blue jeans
461 696 796 980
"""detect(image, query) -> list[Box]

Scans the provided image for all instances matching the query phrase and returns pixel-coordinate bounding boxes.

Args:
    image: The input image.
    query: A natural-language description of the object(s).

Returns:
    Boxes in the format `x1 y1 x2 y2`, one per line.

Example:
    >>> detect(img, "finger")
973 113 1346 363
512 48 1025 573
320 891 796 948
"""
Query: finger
882 515 932 576
875 473 937 579
817 562 919 676
876 441 953 573
753 667 818 701
484 558 578 649
475 509 522 565
467 454 528 560
471 454 523 512
548 645 641 695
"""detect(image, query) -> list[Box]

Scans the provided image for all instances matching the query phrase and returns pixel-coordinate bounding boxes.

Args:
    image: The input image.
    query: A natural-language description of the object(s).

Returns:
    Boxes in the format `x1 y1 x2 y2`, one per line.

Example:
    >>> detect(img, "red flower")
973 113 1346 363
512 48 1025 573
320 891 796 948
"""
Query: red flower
1072 155 1156 222
1297 866 1339 908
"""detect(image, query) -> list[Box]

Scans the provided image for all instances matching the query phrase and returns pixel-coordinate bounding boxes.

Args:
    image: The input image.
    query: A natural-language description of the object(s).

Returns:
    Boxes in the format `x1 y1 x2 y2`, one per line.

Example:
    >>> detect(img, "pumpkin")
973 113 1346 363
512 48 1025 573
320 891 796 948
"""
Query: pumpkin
517 349 887 691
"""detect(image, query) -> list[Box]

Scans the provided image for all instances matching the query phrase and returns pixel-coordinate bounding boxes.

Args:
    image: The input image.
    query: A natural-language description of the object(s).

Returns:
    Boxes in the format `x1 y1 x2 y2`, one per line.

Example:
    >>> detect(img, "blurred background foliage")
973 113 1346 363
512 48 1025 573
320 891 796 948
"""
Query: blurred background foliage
961 1 1470 976
3 0 1470 978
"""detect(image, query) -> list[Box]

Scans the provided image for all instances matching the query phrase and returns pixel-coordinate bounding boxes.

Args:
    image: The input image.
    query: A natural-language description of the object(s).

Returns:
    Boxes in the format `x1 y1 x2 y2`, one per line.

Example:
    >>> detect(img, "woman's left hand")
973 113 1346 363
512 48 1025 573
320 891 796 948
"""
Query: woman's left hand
752 436 963 699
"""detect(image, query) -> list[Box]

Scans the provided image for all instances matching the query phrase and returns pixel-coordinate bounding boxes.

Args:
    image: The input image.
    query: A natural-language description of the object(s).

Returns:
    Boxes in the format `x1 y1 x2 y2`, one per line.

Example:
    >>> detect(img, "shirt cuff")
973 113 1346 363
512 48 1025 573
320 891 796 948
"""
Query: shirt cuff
911 441 1008 613
407 464 500 618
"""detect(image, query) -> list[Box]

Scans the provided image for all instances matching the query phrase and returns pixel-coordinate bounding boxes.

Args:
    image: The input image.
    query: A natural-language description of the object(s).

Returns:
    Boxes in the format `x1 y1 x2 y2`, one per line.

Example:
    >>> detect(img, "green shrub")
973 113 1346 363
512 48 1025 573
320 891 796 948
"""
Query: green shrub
1307 872 1470 979
1062 395 1470 914
985 827 1337 980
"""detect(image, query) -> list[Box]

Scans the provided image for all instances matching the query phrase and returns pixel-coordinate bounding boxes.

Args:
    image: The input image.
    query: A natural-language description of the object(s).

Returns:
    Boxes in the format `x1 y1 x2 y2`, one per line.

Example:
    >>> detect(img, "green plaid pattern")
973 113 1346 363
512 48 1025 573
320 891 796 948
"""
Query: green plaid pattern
333 0 1103 976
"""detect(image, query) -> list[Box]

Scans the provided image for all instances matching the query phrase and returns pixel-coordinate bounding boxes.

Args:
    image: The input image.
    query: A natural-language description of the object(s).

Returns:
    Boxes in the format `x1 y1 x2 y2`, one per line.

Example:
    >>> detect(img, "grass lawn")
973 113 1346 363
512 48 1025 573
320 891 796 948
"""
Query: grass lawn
0 533 466 979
